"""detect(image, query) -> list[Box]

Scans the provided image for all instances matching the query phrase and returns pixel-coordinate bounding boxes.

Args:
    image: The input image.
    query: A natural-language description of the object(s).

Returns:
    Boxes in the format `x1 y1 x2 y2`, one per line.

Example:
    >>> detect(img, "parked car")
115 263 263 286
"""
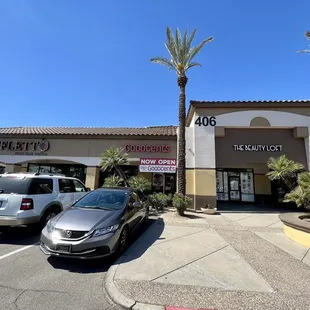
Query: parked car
0 173 90 229
40 187 149 259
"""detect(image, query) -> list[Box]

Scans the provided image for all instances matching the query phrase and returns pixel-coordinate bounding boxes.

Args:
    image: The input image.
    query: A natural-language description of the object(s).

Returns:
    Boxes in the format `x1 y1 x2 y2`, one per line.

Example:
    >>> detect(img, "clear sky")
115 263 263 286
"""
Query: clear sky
0 0 309 128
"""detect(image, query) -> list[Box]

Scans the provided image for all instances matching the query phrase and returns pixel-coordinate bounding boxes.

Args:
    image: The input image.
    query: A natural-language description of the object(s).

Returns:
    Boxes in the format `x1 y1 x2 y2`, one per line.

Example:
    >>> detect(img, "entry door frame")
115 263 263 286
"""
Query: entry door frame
228 174 241 202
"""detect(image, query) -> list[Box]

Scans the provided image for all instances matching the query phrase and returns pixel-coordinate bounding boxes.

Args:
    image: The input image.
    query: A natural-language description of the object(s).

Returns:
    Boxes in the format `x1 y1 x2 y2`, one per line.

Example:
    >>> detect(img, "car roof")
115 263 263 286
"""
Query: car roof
97 186 133 192
0 173 79 180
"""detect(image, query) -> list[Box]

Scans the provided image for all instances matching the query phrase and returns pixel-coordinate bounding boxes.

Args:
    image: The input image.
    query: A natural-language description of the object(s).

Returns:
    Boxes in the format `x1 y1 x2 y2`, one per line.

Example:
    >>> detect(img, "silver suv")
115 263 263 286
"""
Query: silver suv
0 173 89 229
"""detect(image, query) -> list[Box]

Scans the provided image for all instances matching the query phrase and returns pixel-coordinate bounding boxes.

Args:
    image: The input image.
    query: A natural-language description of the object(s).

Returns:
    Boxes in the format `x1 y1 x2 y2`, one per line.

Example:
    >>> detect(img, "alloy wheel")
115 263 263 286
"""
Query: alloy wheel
119 228 129 254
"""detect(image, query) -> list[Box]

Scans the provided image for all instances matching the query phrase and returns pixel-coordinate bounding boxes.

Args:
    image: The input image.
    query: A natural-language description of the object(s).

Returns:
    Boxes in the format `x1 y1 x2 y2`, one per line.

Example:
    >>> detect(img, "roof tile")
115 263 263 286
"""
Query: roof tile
0 126 177 137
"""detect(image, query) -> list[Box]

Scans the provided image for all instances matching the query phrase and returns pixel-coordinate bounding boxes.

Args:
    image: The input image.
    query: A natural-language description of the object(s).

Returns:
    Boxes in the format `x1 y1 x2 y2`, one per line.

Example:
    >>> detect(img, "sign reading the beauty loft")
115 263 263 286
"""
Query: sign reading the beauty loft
139 158 176 173
125 144 170 153
233 144 283 152
0 139 50 156
195 116 217 127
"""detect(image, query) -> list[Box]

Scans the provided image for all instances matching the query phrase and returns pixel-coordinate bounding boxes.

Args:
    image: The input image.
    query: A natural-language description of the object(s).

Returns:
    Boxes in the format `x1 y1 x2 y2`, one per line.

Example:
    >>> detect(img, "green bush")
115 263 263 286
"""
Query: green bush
128 176 151 193
172 193 192 216
148 193 170 211
103 175 123 187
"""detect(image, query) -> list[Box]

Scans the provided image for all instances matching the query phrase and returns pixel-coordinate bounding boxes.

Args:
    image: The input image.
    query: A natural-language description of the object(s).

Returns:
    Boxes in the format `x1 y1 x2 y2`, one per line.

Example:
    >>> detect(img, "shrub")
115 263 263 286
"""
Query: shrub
103 175 123 187
172 193 192 216
148 193 170 211
128 176 151 193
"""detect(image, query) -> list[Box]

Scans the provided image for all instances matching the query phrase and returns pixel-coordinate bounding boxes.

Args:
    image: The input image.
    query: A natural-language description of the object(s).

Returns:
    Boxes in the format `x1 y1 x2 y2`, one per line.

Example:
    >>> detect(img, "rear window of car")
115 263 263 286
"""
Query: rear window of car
28 178 53 194
0 176 31 194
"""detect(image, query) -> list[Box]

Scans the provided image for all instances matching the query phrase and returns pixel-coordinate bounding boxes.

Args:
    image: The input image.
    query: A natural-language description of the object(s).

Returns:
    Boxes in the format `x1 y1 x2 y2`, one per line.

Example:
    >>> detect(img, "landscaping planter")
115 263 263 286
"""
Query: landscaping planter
201 207 217 215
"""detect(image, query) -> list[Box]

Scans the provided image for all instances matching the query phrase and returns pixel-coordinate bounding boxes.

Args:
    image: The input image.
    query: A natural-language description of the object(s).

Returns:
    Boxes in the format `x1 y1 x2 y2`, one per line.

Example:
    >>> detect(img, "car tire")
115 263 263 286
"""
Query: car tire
39 207 59 230
143 207 149 225
118 226 129 255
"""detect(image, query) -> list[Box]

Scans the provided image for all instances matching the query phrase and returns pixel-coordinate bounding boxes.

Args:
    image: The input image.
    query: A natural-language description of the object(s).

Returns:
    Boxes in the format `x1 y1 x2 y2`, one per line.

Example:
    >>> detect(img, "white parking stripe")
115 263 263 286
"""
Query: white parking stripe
0 242 39 260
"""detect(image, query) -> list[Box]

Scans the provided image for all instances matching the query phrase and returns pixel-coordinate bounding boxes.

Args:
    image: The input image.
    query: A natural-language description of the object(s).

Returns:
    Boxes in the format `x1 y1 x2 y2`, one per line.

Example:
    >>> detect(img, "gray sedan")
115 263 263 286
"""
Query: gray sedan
40 187 149 259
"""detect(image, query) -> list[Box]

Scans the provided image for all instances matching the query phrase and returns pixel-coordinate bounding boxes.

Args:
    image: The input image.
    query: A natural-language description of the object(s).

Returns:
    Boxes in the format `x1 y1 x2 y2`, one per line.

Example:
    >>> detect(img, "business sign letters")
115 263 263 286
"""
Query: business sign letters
139 158 176 173
233 144 283 152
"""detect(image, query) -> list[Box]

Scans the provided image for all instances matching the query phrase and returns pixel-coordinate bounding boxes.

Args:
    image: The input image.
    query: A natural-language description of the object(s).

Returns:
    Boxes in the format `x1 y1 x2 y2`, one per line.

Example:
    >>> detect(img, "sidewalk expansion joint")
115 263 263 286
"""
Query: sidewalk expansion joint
150 244 229 283
301 248 310 263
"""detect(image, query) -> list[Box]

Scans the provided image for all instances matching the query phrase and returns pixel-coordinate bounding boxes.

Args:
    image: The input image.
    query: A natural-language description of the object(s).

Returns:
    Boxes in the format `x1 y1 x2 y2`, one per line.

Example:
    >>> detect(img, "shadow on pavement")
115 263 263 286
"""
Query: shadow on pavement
47 256 113 273
218 202 306 214
46 217 159 273
119 217 165 264
0 226 41 245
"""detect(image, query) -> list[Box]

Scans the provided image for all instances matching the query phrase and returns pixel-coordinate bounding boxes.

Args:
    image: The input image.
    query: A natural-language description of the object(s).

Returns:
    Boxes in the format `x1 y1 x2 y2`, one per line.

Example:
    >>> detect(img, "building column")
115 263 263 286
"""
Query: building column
186 118 217 210
5 164 21 173
85 166 100 190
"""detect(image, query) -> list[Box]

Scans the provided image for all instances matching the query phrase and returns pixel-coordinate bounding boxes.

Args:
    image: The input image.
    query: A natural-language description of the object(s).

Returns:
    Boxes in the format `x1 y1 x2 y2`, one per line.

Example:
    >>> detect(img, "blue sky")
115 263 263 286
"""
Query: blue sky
0 0 309 127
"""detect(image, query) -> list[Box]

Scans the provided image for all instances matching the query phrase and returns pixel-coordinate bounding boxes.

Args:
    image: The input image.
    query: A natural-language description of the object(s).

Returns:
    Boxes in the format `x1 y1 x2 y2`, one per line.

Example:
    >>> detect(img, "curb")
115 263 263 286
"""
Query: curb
104 219 165 310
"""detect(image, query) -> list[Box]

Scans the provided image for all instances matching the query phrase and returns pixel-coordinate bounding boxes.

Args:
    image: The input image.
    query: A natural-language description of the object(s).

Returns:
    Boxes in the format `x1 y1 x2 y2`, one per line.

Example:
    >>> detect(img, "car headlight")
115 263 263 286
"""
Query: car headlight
93 224 119 237
46 219 55 234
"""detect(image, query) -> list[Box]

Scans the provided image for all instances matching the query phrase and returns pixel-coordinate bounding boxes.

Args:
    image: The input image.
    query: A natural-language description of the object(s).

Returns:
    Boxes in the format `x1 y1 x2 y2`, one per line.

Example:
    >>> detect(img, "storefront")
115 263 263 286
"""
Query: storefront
185 100 310 210
0 126 177 193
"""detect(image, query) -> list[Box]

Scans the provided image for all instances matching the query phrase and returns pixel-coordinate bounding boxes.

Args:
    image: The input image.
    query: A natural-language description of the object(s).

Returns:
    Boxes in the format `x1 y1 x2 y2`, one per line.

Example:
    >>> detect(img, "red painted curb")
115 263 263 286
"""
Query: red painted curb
166 307 216 310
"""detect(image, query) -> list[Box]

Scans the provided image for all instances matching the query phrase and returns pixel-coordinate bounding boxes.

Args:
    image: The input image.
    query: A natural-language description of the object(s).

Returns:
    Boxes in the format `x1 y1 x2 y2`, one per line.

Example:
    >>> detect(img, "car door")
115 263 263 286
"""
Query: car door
57 178 76 210
133 191 145 225
72 179 88 203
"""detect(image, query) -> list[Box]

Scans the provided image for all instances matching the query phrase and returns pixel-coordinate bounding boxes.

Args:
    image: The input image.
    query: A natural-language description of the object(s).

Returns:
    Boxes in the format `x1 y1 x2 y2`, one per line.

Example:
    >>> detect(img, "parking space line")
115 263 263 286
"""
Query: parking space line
0 242 39 260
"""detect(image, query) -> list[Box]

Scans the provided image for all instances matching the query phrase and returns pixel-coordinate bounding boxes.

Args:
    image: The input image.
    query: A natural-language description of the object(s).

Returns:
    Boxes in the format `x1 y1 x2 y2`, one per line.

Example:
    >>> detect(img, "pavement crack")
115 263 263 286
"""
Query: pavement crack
150 244 229 283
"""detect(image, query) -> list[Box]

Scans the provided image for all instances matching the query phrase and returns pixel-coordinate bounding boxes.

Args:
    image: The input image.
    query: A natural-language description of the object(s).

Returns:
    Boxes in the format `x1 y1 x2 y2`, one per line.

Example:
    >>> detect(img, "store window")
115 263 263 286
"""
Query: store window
216 169 254 202
28 163 86 183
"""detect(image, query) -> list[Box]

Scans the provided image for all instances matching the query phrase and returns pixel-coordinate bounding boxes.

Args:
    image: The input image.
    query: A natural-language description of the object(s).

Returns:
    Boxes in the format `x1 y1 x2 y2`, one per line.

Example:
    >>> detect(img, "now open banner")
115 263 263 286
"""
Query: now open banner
139 158 177 173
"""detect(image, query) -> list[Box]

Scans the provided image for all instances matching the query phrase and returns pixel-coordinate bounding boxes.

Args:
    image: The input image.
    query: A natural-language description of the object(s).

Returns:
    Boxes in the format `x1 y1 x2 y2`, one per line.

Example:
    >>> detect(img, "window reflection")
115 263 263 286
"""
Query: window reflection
27 163 86 183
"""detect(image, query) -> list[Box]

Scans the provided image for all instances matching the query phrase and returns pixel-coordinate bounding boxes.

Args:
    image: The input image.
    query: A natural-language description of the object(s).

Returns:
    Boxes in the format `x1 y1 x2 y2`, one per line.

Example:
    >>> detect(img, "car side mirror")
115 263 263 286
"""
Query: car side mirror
132 201 141 208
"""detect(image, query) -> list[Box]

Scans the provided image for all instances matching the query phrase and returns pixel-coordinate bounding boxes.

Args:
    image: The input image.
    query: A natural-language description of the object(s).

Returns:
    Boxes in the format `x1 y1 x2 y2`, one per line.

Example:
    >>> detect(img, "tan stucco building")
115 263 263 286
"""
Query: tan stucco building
1 100 310 210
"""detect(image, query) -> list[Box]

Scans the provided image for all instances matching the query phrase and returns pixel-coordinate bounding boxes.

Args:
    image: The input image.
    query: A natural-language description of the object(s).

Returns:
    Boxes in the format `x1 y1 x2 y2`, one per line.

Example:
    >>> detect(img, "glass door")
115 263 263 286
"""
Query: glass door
228 175 241 201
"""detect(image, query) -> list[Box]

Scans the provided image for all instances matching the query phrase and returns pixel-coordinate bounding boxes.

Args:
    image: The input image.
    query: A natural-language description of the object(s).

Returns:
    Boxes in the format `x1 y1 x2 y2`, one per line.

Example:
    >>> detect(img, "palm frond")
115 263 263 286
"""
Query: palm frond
165 27 178 66
150 57 176 70
185 61 202 71
297 49 310 53
187 37 214 65
103 174 123 187
151 27 213 76
100 147 128 172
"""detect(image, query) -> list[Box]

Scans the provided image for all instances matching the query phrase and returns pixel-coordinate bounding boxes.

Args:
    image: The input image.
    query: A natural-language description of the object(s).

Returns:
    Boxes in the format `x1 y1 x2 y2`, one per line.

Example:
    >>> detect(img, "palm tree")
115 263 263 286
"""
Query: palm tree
128 176 151 193
284 172 310 210
103 174 123 187
100 147 129 186
266 155 304 192
150 27 213 195
297 31 310 53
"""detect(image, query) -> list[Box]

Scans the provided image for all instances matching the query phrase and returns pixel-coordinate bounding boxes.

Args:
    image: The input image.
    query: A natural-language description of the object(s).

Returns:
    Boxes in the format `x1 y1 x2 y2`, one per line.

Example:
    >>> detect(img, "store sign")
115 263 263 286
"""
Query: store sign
0 139 50 156
125 144 170 153
139 158 176 173
233 144 283 152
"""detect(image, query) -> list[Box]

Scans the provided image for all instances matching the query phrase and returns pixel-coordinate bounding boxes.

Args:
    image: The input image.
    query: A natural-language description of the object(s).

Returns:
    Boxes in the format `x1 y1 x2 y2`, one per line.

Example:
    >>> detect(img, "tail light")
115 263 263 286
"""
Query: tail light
20 198 34 210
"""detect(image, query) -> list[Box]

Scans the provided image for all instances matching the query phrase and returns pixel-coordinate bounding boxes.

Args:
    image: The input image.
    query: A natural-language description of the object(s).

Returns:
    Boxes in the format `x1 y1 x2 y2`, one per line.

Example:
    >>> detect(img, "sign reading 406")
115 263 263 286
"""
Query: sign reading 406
195 116 216 127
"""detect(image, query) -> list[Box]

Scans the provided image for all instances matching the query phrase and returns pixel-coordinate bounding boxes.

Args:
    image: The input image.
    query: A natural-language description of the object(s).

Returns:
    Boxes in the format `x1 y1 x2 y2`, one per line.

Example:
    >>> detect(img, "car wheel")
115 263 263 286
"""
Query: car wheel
144 207 149 224
118 227 129 255
40 208 58 229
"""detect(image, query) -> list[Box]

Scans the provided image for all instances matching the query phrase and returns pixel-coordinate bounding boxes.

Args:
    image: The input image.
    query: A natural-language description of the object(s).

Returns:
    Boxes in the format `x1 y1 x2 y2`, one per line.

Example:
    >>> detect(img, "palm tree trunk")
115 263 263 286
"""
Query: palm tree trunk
177 75 188 195
114 165 129 187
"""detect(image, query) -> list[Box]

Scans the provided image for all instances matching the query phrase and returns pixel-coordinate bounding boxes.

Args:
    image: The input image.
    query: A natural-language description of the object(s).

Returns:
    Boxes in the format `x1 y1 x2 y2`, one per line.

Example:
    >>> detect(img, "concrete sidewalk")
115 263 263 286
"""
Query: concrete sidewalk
105 210 310 310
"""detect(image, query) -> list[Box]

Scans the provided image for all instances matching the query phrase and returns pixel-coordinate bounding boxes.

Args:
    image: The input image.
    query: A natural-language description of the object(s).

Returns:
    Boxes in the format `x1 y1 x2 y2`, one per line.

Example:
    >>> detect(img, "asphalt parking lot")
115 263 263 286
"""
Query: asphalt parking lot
0 218 157 310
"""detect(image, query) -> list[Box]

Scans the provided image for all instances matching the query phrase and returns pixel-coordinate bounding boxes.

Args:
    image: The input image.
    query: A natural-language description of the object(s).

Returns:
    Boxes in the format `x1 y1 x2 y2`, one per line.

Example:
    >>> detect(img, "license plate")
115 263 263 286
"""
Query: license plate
56 244 71 253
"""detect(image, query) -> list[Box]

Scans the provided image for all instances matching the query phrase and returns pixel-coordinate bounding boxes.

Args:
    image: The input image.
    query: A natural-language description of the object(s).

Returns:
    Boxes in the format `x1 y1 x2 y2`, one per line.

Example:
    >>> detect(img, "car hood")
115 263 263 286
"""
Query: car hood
53 207 122 231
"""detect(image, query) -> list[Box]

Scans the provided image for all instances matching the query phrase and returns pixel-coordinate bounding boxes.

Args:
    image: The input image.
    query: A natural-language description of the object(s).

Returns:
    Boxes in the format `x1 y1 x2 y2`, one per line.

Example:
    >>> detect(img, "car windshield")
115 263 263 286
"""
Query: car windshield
0 176 30 194
74 189 129 210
